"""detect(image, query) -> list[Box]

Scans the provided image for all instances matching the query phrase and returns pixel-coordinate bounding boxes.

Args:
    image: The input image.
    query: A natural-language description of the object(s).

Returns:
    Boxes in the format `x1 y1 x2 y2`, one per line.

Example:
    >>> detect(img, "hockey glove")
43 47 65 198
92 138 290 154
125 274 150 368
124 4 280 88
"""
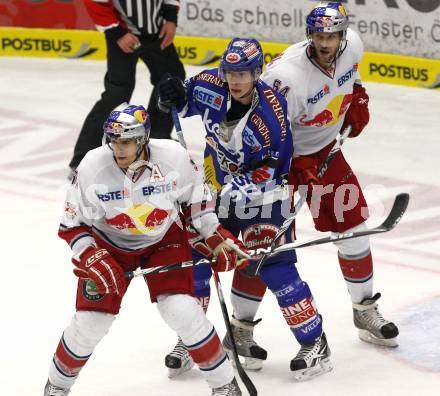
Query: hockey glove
186 222 212 258
157 73 187 113
73 246 127 295
290 156 320 192
206 225 250 272
342 84 370 138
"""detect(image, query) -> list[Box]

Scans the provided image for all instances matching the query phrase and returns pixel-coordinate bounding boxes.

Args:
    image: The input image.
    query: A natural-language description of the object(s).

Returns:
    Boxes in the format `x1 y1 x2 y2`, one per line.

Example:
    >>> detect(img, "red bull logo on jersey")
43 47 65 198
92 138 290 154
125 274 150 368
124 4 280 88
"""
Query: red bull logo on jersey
299 93 352 127
299 109 334 127
105 212 136 230
105 204 170 234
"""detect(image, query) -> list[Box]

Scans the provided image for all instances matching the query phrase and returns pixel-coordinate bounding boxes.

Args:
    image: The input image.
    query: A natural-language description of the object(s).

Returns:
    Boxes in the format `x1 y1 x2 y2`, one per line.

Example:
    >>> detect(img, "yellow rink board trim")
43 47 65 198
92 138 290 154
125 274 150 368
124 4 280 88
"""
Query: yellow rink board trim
1 27 439 89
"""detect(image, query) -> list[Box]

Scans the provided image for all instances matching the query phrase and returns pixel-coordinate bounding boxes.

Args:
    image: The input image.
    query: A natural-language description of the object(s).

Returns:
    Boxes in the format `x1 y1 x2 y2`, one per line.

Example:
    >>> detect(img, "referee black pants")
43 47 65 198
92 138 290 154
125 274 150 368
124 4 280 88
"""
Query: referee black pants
69 34 185 169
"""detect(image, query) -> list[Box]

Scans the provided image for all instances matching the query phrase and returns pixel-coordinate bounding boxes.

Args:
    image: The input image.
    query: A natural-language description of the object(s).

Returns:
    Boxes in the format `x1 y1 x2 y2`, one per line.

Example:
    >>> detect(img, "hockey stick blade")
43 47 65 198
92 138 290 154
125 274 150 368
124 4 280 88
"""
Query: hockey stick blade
274 192 410 251
245 193 409 275
379 192 409 231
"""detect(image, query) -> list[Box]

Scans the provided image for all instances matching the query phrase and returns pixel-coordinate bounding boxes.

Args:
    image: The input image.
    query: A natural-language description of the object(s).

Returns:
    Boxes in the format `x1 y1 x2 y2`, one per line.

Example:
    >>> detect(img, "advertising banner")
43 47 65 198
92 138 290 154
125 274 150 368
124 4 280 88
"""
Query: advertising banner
1 27 439 89
1 1 439 58
178 0 440 59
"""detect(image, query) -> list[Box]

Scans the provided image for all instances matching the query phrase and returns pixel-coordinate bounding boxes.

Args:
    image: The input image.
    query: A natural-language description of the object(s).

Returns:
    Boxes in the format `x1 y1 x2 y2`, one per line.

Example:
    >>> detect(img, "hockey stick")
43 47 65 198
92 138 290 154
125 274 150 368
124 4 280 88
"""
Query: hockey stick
124 258 210 279
169 106 258 396
317 125 351 178
211 269 258 396
241 125 352 278
244 192 409 275
170 104 187 149
124 193 409 278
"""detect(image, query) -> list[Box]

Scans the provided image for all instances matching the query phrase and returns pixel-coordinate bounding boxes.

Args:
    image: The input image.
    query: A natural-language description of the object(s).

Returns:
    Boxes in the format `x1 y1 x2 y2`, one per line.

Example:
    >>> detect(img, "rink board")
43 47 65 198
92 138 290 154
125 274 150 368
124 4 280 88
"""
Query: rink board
1 27 439 89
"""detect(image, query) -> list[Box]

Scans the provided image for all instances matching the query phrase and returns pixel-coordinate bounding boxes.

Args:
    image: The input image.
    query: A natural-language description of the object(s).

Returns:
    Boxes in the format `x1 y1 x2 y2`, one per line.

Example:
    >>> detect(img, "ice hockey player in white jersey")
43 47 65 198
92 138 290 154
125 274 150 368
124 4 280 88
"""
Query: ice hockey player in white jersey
43 103 248 396
262 2 399 347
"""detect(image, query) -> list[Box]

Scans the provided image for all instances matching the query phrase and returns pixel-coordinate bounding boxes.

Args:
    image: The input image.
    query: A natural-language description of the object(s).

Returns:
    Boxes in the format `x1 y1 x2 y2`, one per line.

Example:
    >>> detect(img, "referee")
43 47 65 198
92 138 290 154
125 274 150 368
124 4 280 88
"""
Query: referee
69 0 185 172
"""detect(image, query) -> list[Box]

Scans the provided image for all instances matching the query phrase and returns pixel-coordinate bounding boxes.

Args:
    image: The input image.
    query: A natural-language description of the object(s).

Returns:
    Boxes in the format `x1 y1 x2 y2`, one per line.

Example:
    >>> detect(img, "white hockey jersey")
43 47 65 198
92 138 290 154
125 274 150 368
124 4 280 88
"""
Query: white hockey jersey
59 139 218 254
262 28 364 155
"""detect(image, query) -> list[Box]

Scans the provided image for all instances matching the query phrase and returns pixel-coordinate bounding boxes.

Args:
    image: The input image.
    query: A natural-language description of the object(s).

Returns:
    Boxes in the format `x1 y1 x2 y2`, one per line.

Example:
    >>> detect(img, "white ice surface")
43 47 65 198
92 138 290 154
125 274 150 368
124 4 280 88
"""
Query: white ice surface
0 57 439 396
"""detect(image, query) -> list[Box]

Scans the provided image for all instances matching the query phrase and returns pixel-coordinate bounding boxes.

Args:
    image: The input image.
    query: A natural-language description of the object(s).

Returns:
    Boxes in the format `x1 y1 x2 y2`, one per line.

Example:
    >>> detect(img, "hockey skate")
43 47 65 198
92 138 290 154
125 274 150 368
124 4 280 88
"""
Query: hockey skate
290 332 333 381
222 316 267 371
44 379 70 396
165 337 194 378
211 377 242 396
353 292 399 347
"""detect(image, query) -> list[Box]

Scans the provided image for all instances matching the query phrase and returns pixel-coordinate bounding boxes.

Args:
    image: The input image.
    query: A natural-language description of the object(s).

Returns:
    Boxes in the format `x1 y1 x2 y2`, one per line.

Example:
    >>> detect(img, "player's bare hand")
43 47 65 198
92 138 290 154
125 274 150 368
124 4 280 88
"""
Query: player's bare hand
159 21 176 50
117 32 141 53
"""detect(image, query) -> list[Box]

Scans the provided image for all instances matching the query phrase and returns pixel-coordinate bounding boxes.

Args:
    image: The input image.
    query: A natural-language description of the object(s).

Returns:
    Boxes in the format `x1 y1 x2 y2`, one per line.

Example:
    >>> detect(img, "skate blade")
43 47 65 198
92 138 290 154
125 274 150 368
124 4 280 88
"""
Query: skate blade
292 358 333 381
225 349 264 371
167 359 195 378
359 330 398 348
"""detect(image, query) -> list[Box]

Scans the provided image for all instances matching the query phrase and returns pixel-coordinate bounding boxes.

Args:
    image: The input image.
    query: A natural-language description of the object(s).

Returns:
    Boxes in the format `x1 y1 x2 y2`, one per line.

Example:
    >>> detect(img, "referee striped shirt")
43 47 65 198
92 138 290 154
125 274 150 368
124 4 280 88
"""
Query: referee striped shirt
85 0 180 37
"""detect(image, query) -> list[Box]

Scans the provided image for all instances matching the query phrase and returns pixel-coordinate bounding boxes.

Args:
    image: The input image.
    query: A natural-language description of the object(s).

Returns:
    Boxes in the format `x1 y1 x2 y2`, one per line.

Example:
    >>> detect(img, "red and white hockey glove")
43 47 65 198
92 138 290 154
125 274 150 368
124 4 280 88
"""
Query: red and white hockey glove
186 223 212 258
206 225 250 272
289 156 320 193
73 246 127 295
342 84 370 138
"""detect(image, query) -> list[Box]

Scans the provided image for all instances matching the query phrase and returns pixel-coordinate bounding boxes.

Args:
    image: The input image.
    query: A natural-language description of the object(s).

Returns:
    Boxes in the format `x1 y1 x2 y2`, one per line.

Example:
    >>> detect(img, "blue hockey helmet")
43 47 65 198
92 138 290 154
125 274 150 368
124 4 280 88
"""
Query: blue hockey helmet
219 38 264 81
103 103 151 146
306 2 349 39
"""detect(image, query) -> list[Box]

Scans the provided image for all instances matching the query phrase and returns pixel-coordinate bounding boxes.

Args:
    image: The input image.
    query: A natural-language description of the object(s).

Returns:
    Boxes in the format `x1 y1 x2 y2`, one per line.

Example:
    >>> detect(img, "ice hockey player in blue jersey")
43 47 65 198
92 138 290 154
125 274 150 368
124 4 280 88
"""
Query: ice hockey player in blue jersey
157 37 332 381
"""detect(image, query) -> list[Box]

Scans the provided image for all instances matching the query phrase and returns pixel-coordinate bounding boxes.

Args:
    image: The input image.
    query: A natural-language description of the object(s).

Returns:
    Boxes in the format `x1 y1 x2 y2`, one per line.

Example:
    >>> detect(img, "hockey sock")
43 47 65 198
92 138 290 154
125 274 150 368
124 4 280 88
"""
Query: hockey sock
196 296 211 313
276 281 322 344
338 250 373 304
231 267 266 320
157 294 233 389
260 262 322 343
49 311 114 388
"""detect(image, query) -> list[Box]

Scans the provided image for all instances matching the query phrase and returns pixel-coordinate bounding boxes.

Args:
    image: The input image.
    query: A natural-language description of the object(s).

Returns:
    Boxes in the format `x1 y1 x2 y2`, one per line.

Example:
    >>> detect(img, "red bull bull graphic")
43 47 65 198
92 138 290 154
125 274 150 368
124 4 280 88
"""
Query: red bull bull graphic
299 93 352 127
105 204 170 234
105 212 136 230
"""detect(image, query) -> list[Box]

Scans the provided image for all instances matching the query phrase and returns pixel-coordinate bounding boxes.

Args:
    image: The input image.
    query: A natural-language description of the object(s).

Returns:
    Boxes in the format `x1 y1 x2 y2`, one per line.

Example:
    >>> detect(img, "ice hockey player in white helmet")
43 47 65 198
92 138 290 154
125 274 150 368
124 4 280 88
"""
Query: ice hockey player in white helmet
43 103 248 395
262 1 399 352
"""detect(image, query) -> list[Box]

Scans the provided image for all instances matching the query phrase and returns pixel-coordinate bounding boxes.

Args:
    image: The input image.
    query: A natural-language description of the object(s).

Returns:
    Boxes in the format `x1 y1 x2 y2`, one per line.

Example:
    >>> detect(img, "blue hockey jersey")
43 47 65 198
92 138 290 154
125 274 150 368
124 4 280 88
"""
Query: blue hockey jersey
179 68 293 206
